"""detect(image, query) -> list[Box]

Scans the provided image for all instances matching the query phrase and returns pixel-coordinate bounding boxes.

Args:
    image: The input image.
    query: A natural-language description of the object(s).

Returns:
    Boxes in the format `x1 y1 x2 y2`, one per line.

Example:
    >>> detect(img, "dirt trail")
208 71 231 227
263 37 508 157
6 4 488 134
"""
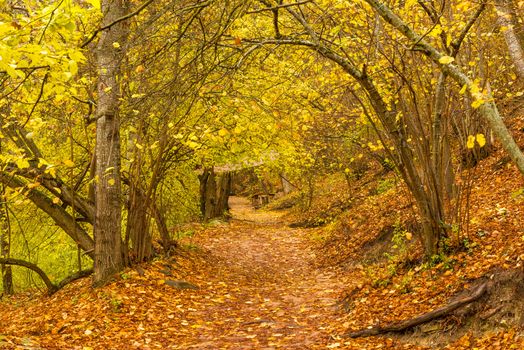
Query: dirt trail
186 196 351 349
0 197 358 350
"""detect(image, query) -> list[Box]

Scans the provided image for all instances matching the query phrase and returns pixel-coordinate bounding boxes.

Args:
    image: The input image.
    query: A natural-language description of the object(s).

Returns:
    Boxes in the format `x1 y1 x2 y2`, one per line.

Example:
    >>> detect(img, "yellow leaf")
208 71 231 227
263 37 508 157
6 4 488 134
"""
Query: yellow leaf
63 159 75 167
112 42 120 49
429 24 442 38
459 84 467 95
218 128 229 137
46 167 57 178
16 158 30 169
439 56 454 64
52 197 60 204
135 65 145 73
108 178 115 186
471 99 484 109
466 135 475 149
405 232 413 241
476 134 486 147
86 0 100 9
38 158 49 167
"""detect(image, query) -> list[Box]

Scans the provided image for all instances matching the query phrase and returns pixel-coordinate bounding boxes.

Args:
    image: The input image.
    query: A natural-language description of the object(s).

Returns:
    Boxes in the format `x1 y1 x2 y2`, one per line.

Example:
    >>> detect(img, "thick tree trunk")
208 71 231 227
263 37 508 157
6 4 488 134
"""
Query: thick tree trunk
495 0 524 80
93 0 129 286
204 169 217 220
215 172 232 217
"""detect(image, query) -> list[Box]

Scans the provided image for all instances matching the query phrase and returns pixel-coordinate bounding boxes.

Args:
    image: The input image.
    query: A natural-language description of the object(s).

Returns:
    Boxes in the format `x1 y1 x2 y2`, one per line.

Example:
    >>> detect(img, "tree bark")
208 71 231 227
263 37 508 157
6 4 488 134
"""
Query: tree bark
495 0 524 80
204 169 217 220
215 172 232 217
1 201 13 295
93 0 129 286
199 168 231 221
125 183 152 262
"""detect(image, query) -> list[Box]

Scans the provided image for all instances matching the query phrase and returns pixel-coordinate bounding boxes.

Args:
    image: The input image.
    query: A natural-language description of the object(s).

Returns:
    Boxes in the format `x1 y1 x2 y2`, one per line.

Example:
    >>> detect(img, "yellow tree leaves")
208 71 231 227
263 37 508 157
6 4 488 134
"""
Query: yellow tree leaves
438 56 455 64
466 134 487 149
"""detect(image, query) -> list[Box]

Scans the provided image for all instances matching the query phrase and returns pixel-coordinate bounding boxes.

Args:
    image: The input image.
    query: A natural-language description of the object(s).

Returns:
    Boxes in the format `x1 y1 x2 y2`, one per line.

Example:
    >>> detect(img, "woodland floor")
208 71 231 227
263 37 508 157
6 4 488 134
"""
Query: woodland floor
0 197 384 349
1 192 523 349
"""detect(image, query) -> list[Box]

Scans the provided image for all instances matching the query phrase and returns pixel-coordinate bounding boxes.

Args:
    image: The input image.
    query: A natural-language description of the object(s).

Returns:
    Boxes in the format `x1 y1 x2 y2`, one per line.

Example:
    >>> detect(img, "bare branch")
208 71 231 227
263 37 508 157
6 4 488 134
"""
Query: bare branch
247 0 312 14
450 2 486 55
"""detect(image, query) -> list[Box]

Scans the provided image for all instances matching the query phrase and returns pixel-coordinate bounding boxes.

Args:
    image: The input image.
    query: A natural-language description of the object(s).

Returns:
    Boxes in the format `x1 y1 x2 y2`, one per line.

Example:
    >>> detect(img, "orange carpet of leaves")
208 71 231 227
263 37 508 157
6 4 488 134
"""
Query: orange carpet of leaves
1 114 524 348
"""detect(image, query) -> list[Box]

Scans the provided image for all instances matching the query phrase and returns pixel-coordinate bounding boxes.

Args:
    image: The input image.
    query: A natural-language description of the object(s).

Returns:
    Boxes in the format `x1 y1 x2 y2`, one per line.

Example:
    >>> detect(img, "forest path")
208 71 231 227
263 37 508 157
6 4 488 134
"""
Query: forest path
0 197 360 350
184 196 350 349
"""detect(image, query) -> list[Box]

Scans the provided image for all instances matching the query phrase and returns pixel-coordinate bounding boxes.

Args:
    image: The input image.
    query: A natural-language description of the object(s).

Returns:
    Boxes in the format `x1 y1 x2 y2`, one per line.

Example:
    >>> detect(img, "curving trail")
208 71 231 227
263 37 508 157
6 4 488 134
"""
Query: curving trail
183 196 350 349
0 197 367 350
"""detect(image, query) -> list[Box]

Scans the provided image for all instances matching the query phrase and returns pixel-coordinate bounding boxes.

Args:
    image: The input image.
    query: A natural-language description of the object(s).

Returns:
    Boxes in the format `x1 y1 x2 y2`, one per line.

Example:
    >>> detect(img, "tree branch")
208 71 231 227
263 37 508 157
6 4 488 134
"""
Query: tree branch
0 258 57 294
450 2 486 55
344 281 488 338
247 0 312 14
81 0 155 48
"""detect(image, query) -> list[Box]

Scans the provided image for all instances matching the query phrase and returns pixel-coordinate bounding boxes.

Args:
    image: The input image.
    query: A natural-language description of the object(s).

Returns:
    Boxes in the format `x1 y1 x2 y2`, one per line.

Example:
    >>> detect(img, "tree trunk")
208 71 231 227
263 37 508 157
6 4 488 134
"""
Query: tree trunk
199 168 231 221
495 0 524 80
124 122 153 263
198 169 211 219
0 173 13 295
215 172 232 217
1 205 13 295
151 200 175 255
280 173 294 194
204 169 217 220
93 0 129 286
125 183 152 262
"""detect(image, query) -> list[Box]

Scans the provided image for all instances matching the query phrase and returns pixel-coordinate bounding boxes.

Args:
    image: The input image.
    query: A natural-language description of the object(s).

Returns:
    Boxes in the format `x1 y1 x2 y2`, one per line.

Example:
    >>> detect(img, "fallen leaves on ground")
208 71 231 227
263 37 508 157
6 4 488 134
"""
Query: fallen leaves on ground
0 197 416 349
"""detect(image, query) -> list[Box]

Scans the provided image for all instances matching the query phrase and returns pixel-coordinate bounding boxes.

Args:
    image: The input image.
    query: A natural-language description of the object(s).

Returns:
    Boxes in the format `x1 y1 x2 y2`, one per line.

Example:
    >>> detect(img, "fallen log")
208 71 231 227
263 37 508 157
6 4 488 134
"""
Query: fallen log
344 281 488 338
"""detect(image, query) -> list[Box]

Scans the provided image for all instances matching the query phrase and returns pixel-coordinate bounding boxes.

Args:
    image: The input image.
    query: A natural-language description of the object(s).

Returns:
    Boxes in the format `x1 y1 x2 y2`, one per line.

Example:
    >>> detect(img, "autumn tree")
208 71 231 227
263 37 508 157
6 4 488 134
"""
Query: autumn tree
233 0 524 257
